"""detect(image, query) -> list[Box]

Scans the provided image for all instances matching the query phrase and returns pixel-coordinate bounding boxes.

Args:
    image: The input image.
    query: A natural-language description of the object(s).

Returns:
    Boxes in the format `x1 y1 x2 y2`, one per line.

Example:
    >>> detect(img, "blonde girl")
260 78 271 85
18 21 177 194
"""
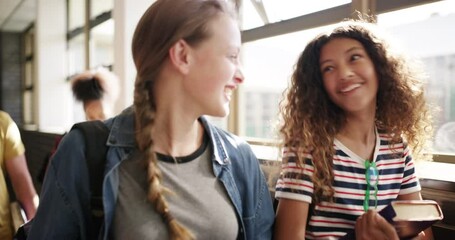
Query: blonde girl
29 0 274 239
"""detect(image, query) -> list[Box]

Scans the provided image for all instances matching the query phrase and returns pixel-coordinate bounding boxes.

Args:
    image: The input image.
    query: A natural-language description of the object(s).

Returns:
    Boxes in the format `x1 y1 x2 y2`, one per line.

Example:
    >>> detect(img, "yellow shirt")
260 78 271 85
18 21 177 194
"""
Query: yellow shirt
0 111 25 239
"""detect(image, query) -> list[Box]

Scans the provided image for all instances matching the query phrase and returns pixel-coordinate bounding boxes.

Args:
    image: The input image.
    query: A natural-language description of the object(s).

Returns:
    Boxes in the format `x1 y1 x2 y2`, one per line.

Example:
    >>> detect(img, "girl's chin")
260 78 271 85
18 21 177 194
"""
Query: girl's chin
212 106 230 118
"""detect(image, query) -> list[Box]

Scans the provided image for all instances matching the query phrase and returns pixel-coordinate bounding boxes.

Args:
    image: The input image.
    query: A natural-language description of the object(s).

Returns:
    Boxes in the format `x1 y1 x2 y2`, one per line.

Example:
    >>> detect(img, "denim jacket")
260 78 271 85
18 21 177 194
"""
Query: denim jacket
28 107 274 240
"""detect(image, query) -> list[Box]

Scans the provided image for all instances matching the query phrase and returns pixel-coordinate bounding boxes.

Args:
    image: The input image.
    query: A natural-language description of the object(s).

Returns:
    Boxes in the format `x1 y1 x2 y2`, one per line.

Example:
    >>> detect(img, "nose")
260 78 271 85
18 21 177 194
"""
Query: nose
234 66 244 84
338 63 354 81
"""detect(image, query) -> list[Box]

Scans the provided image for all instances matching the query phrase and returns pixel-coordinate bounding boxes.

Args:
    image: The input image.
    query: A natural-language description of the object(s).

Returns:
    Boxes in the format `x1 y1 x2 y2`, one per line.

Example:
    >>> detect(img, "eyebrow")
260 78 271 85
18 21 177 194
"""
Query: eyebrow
320 46 364 66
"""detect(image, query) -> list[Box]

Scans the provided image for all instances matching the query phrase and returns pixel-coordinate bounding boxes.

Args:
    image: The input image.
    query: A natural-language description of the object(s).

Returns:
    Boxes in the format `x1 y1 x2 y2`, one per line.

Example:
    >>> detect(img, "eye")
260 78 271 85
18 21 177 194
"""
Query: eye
350 54 361 61
321 65 334 73
228 54 240 65
229 54 239 60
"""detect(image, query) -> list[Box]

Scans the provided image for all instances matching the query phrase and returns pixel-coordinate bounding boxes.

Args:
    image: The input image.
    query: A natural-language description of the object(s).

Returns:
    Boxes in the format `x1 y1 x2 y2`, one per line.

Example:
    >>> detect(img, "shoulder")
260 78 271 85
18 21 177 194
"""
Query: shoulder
200 117 248 148
377 130 406 147
0 111 13 130
0 110 10 119
200 117 258 164
209 123 253 155
0 111 24 159
104 106 136 148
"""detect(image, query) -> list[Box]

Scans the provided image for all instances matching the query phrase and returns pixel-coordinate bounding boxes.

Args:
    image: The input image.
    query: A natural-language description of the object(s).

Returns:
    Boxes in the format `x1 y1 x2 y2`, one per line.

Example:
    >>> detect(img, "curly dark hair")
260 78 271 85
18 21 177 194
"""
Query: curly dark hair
71 76 103 101
279 20 433 202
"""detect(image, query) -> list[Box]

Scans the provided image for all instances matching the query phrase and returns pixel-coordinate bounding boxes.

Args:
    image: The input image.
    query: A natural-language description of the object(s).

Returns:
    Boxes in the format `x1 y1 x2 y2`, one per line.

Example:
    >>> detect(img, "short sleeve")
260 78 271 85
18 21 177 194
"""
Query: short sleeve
399 143 421 195
274 147 314 203
2 113 25 161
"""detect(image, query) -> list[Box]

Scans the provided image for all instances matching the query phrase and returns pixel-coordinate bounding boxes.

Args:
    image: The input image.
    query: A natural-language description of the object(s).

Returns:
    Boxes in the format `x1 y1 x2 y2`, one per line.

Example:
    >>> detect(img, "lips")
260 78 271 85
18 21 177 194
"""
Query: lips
340 83 361 93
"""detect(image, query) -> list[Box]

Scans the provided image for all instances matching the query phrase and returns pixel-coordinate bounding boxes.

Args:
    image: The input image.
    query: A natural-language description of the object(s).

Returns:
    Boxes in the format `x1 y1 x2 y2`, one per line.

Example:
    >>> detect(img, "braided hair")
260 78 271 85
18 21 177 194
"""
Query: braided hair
131 0 236 238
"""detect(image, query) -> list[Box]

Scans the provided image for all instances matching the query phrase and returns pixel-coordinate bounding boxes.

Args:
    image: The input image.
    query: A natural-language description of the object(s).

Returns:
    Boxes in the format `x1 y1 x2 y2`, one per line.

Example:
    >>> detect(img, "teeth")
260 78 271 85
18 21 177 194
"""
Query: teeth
225 88 232 97
341 83 361 93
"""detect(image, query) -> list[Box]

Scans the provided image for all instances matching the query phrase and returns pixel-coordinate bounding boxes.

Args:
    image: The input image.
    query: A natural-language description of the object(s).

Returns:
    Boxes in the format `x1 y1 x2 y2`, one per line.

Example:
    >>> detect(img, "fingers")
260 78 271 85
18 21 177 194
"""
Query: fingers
373 211 399 240
355 210 399 240
411 231 425 240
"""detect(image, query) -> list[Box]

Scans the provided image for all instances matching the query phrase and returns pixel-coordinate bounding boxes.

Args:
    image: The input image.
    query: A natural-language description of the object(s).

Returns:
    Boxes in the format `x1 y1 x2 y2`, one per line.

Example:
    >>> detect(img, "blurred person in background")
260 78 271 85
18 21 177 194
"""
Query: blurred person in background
1 110 39 239
71 67 119 121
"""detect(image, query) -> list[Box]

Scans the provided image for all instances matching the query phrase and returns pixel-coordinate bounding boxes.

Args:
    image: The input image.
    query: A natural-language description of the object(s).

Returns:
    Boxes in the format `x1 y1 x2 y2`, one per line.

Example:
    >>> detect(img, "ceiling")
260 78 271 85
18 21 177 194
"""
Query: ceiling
0 0 35 32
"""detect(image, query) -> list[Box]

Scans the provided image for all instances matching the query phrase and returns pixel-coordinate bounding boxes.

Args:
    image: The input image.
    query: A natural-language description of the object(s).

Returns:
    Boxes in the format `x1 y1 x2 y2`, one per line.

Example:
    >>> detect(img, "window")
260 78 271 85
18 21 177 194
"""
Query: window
23 26 35 128
66 0 114 122
377 0 455 155
241 24 336 138
91 0 113 19
68 34 85 76
90 18 114 69
239 0 455 157
241 0 350 30
68 0 85 31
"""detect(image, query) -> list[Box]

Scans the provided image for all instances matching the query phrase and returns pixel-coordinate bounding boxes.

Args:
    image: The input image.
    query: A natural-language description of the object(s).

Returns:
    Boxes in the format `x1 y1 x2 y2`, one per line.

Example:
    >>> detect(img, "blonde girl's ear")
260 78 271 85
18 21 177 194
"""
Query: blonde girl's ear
168 39 191 75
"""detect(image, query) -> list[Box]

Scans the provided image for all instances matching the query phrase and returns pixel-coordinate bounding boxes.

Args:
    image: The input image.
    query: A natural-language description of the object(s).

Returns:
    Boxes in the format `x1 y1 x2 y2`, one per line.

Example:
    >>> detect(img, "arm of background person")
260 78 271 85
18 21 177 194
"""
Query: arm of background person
274 198 310 240
5 154 39 220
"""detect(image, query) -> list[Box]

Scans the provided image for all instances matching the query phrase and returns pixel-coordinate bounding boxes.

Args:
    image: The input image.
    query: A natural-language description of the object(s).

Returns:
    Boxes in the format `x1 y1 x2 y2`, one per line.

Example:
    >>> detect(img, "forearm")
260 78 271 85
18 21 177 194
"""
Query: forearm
274 199 309 240
15 180 39 220
12 172 39 219
6 154 39 219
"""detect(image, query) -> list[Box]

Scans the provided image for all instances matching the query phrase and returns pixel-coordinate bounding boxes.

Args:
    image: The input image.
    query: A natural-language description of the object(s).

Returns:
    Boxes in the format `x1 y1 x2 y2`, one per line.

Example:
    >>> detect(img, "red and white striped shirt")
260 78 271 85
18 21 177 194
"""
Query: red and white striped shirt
275 131 421 239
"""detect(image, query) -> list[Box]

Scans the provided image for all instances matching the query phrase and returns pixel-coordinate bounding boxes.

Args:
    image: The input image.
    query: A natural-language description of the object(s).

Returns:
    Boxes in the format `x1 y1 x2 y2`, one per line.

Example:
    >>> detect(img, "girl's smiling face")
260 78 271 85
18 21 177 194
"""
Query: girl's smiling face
184 13 244 118
320 37 379 116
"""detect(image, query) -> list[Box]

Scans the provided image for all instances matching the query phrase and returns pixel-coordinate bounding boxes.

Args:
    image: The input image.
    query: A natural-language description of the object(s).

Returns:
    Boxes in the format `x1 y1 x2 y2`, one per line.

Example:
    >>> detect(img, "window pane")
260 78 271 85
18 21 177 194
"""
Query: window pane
68 0 85 31
23 91 34 125
24 30 33 56
377 1 455 154
90 18 114 68
25 62 33 87
241 0 349 30
68 34 86 76
241 24 336 139
91 0 113 19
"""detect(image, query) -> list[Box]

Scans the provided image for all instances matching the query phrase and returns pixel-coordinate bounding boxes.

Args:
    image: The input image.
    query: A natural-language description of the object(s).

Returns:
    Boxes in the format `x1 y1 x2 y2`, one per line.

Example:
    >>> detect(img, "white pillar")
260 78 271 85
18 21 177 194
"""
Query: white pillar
35 0 73 133
112 0 155 113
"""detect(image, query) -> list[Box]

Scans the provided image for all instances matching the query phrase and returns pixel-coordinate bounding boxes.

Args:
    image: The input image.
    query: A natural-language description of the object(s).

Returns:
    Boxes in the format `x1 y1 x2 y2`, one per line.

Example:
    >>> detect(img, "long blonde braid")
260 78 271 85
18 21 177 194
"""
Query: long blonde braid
134 79 194 239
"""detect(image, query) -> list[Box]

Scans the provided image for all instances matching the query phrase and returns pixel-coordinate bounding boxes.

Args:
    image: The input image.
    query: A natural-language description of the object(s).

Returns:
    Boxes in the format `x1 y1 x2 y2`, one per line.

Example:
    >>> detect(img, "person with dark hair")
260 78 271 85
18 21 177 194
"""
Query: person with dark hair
71 67 119 121
28 0 274 239
34 68 119 183
0 111 38 239
274 20 433 239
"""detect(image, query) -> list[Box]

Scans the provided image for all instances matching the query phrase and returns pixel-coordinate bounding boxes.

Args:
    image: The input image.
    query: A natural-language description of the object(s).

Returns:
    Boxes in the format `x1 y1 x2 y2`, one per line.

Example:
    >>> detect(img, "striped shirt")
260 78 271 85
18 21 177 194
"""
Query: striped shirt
275 131 421 239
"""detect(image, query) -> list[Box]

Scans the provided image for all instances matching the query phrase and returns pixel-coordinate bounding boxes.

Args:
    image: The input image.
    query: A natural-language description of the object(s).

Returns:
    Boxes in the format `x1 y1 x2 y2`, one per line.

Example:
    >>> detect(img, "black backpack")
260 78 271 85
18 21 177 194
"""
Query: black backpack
14 120 110 240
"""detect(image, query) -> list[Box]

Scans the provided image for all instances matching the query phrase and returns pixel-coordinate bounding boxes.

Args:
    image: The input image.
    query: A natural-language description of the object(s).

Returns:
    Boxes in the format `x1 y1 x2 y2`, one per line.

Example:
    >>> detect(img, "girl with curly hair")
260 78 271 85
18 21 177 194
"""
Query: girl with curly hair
28 0 274 239
274 20 433 240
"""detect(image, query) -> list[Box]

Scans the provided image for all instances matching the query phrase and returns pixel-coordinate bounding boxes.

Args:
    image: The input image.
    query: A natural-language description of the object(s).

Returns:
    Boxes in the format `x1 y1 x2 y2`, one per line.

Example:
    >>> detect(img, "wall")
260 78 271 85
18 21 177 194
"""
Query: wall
112 0 155 113
0 31 22 125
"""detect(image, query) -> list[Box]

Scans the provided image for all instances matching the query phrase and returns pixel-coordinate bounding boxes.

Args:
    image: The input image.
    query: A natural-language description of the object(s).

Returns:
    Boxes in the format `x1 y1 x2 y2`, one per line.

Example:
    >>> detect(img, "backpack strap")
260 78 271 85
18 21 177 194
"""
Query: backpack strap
71 120 109 240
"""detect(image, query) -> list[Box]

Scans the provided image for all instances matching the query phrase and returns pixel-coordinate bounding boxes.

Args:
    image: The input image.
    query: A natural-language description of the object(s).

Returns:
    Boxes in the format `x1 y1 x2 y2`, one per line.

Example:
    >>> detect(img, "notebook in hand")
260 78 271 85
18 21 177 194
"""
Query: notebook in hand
340 200 443 239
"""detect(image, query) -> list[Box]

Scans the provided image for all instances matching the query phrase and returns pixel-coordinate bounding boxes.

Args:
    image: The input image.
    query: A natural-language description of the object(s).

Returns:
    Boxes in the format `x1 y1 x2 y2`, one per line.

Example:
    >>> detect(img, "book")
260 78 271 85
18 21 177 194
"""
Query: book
340 200 443 239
